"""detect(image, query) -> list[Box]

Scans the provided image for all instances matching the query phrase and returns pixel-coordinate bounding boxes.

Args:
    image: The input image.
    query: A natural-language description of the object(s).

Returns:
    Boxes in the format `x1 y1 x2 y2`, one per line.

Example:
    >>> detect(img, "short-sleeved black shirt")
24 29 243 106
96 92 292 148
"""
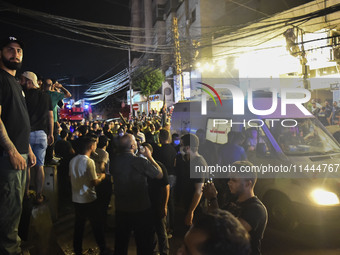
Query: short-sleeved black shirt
0 69 30 154
181 155 206 210
153 144 177 175
148 161 169 210
225 196 268 255
24 88 53 133
55 139 74 160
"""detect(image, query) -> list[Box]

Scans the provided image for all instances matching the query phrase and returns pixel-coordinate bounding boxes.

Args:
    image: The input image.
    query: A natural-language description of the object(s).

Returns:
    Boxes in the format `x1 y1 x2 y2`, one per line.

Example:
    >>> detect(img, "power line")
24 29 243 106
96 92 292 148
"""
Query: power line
229 0 271 17
1 0 336 56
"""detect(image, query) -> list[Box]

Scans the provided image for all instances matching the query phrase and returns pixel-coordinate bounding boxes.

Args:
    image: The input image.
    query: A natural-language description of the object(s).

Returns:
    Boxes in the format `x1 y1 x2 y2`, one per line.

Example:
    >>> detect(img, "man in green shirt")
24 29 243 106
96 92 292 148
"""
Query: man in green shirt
44 79 72 164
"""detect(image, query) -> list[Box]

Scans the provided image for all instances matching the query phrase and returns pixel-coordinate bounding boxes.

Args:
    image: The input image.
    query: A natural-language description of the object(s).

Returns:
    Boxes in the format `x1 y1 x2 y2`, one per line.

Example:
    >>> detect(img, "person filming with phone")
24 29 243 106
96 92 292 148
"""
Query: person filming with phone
112 134 163 255
203 161 267 255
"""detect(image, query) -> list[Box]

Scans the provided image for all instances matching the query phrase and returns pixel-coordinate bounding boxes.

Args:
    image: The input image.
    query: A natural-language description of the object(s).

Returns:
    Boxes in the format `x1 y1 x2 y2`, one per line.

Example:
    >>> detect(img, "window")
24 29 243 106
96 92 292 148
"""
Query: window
265 118 340 156
191 8 196 23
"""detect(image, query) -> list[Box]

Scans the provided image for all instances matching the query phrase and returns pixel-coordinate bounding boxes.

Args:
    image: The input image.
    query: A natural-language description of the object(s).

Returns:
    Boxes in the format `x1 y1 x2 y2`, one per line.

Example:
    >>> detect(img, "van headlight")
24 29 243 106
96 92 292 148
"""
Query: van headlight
311 189 340 206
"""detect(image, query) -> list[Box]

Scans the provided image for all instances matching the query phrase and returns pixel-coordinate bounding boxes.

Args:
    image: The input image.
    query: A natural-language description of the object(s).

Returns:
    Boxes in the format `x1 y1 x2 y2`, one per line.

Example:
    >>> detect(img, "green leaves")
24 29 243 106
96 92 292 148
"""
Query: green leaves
132 67 165 98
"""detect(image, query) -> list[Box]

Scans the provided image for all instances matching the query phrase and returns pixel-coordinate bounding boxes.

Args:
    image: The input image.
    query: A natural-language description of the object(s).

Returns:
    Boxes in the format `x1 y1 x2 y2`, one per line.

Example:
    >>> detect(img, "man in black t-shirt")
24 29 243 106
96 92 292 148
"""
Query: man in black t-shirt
196 129 217 166
153 129 177 176
0 36 36 255
55 129 75 204
203 161 267 255
179 133 206 227
153 129 177 234
20 71 54 203
144 143 170 255
324 100 332 125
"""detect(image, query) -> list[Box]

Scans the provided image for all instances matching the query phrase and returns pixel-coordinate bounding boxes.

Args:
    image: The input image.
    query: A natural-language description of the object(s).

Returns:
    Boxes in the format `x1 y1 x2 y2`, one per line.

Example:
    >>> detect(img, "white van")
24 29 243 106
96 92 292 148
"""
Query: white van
171 98 340 231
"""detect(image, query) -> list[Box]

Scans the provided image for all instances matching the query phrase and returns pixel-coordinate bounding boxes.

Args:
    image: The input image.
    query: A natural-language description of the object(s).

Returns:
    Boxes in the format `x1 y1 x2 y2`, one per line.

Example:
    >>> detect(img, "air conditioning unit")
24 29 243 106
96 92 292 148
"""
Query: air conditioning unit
330 46 340 62
162 81 174 106
328 30 340 47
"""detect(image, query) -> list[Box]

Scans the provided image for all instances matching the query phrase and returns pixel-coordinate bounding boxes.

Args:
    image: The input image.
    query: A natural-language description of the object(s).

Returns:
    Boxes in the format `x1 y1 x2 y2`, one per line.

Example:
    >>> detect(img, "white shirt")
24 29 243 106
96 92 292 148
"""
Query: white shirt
69 154 97 203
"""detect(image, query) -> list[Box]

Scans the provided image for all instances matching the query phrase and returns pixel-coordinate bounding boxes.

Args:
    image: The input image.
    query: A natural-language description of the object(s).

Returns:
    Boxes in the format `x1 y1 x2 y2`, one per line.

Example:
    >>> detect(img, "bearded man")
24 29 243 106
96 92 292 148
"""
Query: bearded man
0 36 36 255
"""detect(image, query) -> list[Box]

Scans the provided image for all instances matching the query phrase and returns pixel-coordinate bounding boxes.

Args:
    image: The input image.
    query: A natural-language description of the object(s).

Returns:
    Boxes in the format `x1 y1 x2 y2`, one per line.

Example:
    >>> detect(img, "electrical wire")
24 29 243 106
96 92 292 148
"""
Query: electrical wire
1 0 339 102
2 0 335 54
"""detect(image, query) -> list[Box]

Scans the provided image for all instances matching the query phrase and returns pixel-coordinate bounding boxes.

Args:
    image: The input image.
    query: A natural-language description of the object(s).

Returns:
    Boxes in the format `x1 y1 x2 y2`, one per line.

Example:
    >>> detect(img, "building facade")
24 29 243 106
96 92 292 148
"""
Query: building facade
130 0 318 107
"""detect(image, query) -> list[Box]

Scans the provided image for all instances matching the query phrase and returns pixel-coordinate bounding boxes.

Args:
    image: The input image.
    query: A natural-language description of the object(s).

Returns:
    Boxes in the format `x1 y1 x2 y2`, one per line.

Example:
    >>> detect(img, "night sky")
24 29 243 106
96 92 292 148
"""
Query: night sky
0 0 131 84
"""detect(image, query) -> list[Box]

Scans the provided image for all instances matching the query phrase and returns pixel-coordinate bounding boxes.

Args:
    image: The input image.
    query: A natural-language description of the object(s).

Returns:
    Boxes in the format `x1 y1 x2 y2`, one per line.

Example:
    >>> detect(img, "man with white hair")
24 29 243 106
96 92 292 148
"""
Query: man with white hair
20 71 54 203
112 134 163 255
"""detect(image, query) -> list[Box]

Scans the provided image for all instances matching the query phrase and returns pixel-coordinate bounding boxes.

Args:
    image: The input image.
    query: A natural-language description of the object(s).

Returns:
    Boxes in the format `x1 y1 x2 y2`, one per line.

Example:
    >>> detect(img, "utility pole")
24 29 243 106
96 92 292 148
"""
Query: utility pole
300 29 309 90
283 27 309 89
128 47 133 117
172 16 184 100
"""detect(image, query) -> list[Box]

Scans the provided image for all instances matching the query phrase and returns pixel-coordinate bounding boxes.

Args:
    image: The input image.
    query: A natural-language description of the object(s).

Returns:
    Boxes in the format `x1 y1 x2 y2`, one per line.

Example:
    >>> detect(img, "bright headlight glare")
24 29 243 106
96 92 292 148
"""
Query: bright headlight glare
311 189 340 206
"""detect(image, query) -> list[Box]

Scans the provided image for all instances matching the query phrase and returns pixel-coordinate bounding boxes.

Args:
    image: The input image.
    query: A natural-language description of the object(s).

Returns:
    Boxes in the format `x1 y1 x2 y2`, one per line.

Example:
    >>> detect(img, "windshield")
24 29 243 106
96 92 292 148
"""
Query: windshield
265 118 340 156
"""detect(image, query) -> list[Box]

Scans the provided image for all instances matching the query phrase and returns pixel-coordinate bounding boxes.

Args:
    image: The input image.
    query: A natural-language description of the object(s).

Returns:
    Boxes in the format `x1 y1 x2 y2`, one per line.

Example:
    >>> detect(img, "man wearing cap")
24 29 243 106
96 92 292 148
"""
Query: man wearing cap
0 36 36 255
20 71 54 204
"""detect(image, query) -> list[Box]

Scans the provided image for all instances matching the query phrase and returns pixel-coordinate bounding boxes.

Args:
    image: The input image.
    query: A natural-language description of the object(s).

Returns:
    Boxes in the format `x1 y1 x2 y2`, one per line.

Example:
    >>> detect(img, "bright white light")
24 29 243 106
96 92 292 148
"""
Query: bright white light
311 189 340 206
204 63 210 70
235 46 300 78
234 57 242 70
196 62 201 68
217 59 226 66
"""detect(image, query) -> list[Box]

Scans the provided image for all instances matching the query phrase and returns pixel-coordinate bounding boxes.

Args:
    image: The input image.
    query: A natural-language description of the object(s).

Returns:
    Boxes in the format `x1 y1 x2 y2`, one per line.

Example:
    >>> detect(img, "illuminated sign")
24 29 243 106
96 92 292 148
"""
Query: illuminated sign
149 94 162 101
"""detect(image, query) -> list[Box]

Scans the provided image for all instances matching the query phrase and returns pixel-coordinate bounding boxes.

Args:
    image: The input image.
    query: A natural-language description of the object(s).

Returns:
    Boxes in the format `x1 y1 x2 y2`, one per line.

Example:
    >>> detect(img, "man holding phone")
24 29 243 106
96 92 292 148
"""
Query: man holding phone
203 161 267 255
112 134 163 255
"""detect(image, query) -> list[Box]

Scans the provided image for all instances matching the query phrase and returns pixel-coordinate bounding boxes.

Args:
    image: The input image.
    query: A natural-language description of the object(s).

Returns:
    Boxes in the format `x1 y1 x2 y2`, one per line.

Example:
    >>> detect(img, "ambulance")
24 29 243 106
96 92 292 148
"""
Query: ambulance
171 97 340 231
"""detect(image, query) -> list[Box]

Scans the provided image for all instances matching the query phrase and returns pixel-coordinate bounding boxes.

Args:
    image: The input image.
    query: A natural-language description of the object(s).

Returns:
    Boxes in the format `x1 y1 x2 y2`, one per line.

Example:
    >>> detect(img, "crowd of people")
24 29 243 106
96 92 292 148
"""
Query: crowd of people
308 99 340 126
0 35 268 255
52 118 267 255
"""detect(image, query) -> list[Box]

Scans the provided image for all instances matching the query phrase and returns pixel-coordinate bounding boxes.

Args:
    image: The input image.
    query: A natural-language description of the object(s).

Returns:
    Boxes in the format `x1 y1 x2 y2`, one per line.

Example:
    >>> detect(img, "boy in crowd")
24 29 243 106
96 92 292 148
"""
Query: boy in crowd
69 136 111 255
